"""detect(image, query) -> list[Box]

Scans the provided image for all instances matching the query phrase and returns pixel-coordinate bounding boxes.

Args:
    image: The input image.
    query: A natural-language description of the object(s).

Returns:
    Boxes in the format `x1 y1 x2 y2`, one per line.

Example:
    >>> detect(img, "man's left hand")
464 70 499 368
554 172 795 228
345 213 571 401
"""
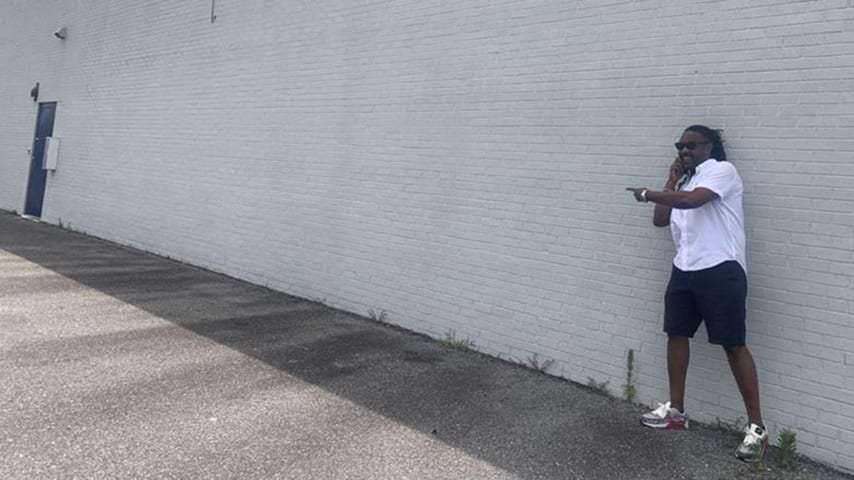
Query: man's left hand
626 187 648 202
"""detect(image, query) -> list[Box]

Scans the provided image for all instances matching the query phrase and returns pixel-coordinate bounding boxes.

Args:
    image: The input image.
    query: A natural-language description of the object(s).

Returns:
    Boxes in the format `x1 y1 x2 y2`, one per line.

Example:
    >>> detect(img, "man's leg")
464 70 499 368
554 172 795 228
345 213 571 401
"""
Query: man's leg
667 335 690 412
724 345 763 426
644 265 697 429
727 344 769 462
641 334 691 429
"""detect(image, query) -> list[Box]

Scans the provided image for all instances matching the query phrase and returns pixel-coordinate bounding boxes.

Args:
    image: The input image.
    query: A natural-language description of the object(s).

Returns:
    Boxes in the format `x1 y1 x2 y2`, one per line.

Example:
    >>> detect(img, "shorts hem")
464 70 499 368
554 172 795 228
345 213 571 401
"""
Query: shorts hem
709 338 746 347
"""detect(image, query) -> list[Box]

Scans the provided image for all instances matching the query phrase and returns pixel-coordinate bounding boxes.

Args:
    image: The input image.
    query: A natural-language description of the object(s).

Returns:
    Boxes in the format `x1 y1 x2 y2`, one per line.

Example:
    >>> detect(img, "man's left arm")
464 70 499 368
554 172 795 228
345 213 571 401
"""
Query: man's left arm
645 188 718 209
628 162 735 209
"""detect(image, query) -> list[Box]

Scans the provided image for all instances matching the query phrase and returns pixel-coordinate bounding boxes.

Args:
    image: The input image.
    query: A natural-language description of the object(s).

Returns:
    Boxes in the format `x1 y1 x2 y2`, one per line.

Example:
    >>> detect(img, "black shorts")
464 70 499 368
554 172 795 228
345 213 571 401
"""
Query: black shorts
664 260 747 346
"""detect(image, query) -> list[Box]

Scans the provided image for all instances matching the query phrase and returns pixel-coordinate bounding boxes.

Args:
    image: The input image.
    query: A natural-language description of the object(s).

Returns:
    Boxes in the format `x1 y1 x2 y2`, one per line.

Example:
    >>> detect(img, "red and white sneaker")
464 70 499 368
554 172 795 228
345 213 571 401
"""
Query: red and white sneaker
640 401 689 429
735 423 769 463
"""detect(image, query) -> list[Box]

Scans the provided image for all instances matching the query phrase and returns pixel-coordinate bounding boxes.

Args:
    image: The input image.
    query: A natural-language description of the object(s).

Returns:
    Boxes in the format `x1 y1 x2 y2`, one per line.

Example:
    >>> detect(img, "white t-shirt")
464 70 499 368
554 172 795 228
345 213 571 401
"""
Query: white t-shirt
670 159 746 273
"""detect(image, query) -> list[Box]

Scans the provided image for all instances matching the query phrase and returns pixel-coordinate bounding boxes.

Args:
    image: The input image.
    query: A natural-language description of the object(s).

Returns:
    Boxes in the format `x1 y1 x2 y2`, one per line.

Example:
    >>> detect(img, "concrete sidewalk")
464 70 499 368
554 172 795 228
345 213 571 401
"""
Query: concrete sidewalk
0 211 848 480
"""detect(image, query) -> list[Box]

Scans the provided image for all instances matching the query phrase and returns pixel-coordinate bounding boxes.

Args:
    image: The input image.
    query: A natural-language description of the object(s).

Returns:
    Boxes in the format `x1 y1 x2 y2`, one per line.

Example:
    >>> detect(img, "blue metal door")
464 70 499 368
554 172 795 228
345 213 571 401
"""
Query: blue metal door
24 102 56 217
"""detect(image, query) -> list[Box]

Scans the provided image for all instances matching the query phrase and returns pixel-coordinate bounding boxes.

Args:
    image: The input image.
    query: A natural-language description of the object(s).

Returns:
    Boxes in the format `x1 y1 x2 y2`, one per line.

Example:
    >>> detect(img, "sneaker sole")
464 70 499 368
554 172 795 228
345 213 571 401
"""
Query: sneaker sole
640 419 689 430
735 441 769 463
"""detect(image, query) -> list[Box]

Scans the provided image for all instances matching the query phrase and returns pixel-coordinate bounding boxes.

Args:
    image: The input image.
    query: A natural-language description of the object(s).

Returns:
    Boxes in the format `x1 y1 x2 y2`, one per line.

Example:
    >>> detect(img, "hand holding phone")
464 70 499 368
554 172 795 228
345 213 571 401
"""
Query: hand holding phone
668 156 684 186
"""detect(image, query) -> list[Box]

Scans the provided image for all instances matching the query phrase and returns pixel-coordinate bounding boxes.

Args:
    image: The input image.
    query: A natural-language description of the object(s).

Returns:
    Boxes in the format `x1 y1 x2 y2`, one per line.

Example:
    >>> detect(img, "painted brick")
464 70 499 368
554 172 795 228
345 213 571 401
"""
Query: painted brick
1 0 852 472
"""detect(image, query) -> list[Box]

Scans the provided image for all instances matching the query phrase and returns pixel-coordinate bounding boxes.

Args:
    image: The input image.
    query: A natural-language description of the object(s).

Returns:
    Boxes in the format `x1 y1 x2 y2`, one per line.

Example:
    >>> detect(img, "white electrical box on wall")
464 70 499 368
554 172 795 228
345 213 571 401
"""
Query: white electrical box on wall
43 136 59 170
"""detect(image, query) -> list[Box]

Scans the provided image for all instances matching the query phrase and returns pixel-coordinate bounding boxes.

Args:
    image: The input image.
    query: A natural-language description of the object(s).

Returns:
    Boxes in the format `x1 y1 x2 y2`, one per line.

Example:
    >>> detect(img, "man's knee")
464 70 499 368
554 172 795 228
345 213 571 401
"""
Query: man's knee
723 344 747 355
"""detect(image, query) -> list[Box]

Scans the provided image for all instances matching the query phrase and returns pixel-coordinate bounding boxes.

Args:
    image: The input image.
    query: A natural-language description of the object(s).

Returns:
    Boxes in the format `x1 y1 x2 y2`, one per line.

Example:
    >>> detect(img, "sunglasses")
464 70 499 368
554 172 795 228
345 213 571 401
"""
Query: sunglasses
674 141 709 151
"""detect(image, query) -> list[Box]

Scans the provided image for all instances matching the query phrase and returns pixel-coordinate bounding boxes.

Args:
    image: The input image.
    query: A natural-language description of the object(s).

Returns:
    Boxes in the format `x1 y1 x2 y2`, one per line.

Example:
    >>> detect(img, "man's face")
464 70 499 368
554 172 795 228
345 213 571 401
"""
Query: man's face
675 130 713 172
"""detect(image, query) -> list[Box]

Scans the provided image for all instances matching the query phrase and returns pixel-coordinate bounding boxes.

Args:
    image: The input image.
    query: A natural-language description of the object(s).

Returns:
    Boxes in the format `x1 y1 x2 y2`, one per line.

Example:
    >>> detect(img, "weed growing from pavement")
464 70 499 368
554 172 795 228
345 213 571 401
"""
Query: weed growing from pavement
441 330 474 350
774 428 798 470
586 377 610 396
622 348 637 402
367 309 388 324
525 353 555 373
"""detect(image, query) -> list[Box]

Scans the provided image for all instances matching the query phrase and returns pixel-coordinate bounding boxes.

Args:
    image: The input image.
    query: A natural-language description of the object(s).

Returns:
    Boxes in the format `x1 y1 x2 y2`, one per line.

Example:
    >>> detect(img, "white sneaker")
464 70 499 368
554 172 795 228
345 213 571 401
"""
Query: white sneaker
735 423 769 463
640 401 688 429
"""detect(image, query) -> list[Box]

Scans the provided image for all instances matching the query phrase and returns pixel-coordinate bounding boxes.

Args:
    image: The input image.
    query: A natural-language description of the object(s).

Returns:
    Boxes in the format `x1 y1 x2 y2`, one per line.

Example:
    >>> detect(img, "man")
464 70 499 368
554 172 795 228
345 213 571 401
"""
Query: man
626 125 768 463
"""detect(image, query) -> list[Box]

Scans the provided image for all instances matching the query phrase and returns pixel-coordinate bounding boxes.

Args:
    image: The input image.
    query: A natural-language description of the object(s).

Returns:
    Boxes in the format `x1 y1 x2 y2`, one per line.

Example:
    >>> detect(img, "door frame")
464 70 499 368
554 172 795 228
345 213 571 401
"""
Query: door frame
23 101 57 218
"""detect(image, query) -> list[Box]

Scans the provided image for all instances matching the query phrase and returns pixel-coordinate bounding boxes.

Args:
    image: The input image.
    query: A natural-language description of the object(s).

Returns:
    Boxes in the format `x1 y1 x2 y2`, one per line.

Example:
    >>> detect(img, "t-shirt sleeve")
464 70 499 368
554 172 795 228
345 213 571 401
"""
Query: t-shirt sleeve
694 162 738 199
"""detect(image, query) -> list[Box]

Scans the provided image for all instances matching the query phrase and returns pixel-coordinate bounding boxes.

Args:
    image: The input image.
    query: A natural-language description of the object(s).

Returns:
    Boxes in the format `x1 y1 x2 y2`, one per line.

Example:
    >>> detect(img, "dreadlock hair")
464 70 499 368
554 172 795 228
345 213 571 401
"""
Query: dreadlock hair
684 125 726 162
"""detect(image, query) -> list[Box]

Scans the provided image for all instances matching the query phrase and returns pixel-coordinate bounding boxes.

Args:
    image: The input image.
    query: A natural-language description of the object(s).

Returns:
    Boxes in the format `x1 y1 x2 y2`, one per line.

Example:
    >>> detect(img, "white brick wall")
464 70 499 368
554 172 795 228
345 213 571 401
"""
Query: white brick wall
2 0 853 471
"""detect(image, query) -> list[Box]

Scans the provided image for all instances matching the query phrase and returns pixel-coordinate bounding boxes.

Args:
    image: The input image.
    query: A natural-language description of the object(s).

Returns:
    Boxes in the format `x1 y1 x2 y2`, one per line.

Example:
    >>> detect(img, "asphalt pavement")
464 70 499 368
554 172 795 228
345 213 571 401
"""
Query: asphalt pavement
1 211 850 480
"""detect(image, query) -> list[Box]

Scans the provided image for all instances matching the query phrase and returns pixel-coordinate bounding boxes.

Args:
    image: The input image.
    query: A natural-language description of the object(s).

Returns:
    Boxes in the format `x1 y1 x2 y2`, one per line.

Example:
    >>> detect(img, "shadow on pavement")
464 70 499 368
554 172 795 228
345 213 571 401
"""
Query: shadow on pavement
1 211 849 480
